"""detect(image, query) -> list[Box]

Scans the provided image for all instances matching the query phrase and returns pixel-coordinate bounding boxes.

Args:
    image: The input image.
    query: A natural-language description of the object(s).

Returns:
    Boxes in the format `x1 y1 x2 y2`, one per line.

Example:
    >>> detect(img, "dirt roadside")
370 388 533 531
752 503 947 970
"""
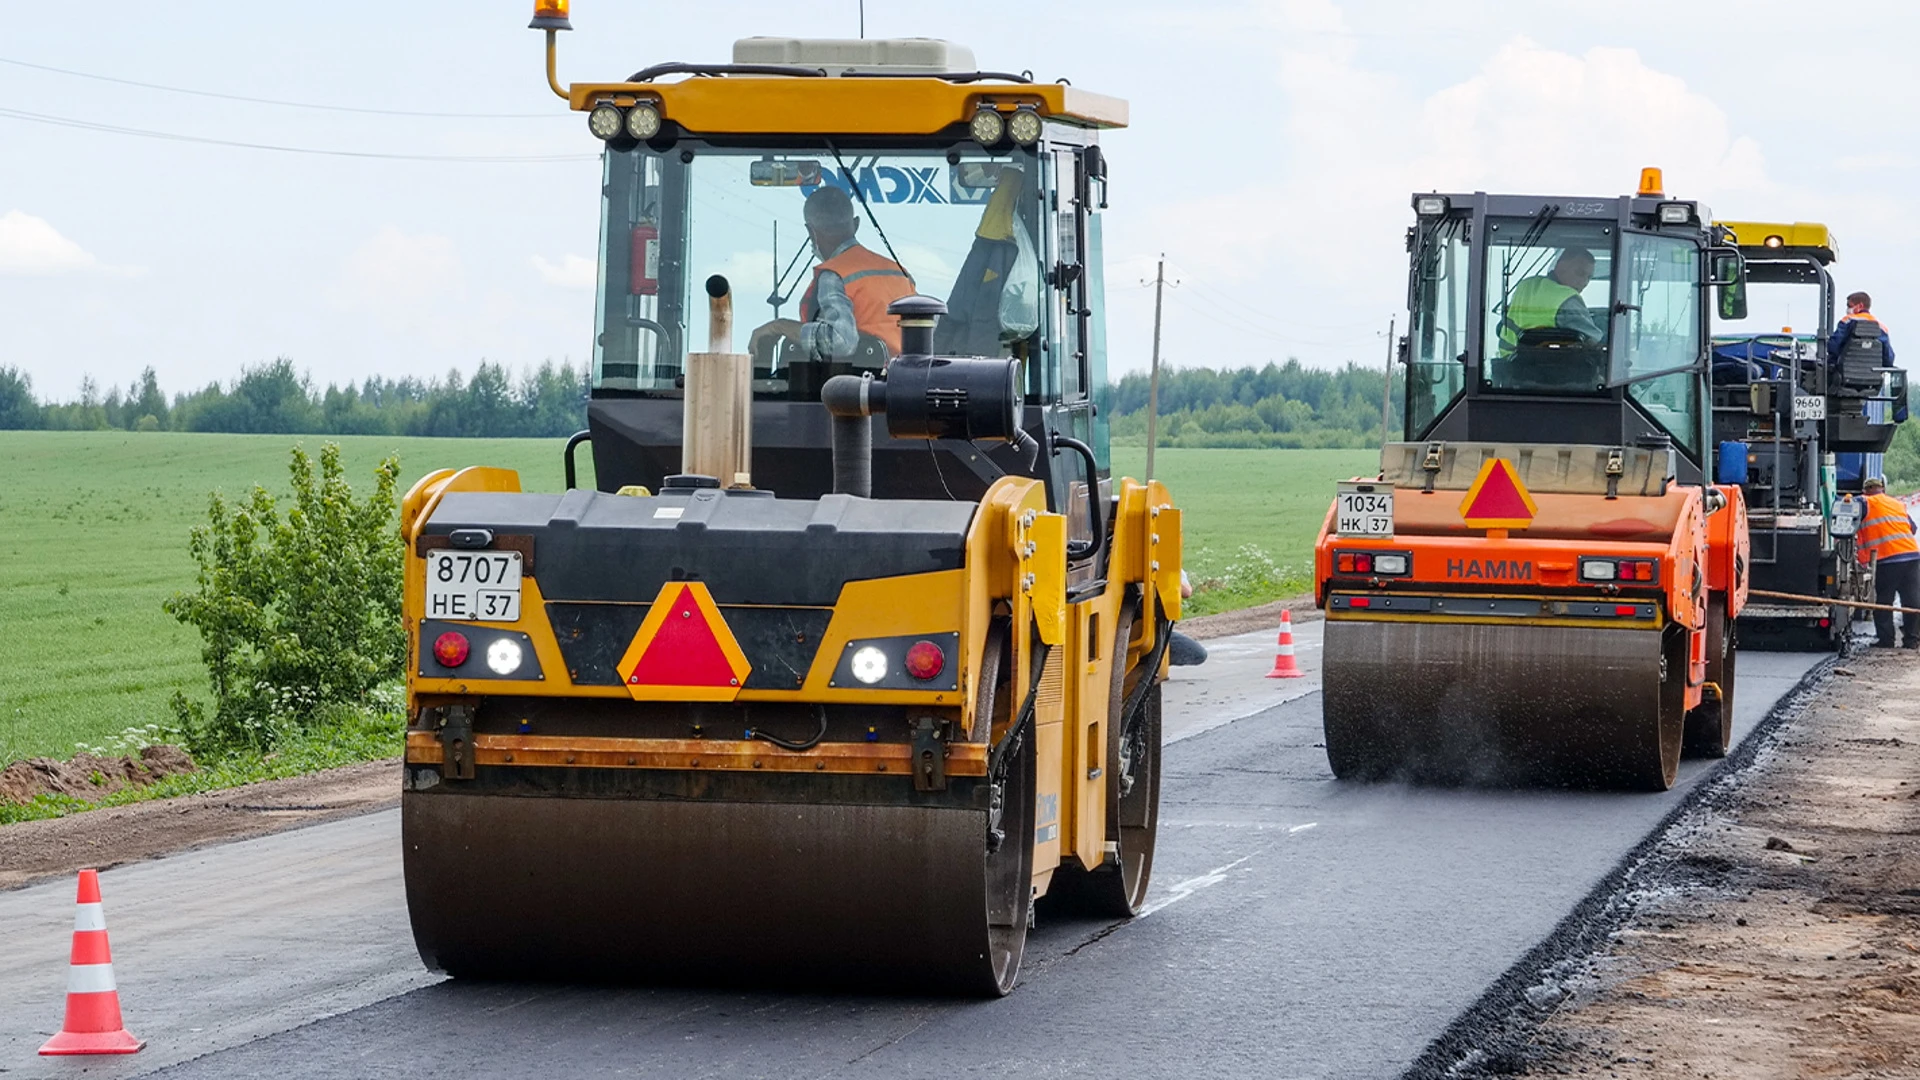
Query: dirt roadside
1500 650 1920 1078
1180 595 1318 639
0 759 399 891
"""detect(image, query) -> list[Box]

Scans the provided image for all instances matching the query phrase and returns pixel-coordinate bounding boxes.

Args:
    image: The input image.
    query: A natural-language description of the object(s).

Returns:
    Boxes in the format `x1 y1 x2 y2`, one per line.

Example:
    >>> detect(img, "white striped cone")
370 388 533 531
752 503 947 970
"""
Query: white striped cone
1265 609 1304 679
39 869 143 1055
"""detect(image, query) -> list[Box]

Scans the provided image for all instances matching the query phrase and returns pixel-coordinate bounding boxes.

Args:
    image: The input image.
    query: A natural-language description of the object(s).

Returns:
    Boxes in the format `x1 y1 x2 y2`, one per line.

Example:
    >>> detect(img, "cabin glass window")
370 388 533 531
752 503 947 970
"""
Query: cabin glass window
1407 215 1469 434
1479 218 1615 394
591 142 1046 400
1620 231 1703 455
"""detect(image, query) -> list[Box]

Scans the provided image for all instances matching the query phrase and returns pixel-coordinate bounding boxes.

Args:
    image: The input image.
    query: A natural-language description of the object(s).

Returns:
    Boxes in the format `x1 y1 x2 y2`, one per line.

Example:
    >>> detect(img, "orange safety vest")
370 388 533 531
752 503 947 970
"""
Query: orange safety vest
1856 491 1919 565
801 244 916 356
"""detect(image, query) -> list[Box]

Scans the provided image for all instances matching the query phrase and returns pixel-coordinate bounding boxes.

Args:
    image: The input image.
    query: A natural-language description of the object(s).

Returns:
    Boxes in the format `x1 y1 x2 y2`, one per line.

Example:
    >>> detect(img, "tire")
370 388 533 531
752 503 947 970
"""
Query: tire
1683 598 1735 759
1629 628 1688 791
972 625 1034 996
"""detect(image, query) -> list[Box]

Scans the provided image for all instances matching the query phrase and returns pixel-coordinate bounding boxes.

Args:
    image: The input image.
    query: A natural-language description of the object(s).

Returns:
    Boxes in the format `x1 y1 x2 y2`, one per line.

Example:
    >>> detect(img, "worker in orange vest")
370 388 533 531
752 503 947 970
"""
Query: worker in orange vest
749 185 915 360
1857 476 1920 648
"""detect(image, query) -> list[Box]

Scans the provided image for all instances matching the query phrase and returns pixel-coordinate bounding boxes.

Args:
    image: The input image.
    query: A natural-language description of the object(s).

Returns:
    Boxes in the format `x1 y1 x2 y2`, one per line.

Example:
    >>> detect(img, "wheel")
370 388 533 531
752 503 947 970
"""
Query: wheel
1046 608 1163 917
973 625 1034 995
1683 598 1735 759
1628 628 1687 790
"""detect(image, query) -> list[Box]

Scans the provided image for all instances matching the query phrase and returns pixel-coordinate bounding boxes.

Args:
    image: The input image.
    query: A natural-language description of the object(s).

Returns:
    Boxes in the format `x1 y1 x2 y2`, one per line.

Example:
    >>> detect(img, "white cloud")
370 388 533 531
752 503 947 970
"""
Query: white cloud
532 253 598 289
327 227 467 343
1105 18 1778 373
1412 38 1768 200
0 211 100 275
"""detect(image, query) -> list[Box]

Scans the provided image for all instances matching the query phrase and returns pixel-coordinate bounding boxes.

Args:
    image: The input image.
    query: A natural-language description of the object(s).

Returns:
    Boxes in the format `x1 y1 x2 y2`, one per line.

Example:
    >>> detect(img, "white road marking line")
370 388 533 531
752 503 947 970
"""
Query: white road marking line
1137 855 1253 917
1289 822 1318 834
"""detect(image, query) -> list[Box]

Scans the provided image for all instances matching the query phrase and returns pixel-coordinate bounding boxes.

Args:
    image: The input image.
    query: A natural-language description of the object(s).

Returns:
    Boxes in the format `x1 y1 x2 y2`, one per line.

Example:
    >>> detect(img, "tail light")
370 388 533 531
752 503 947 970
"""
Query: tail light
903 640 946 681
433 631 471 667
1335 550 1411 576
1580 557 1658 584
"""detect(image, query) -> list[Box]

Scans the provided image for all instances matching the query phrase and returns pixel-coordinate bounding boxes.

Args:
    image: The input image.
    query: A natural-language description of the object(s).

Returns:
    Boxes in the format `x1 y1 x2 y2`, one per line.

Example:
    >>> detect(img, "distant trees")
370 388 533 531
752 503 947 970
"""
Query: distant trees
3 354 1404 447
1102 359 1401 449
0 359 591 438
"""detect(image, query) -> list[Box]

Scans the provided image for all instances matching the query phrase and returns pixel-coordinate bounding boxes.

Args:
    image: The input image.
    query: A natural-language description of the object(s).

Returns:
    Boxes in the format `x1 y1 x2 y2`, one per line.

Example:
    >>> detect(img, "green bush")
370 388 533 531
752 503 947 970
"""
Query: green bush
163 444 404 754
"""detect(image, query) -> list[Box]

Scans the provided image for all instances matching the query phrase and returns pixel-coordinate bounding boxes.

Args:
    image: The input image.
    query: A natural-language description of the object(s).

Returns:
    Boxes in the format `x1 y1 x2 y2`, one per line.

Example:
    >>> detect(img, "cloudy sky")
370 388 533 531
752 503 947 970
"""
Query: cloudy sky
2 1 1914 401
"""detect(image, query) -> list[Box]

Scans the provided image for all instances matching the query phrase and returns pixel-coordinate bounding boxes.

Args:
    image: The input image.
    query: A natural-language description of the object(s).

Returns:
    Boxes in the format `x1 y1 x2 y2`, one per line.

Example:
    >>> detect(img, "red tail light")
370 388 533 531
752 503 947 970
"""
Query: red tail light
433 631 471 667
904 640 945 681
1336 553 1356 573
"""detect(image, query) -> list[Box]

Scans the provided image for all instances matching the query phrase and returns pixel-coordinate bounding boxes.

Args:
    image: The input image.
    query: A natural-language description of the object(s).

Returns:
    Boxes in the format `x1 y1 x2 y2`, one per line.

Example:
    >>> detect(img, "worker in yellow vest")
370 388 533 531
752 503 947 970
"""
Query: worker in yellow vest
1857 476 1920 648
1497 247 1605 354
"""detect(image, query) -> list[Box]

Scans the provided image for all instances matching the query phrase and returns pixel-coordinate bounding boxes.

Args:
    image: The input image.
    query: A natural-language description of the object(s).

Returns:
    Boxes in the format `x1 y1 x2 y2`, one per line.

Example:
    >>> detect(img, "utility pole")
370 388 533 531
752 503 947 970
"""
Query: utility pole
1145 255 1167 480
1380 315 1396 443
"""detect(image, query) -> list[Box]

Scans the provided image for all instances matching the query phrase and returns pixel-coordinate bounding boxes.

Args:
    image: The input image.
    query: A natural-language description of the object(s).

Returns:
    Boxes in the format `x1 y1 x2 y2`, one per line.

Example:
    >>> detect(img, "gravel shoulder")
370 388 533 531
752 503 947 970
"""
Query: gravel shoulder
1478 649 1920 1078
0 758 399 890
1180 595 1318 639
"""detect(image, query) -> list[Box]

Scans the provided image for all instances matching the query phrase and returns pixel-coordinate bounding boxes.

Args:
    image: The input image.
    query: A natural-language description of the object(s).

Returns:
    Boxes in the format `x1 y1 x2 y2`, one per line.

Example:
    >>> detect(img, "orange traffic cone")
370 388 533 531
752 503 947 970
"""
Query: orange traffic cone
1265 609 1304 679
39 869 143 1056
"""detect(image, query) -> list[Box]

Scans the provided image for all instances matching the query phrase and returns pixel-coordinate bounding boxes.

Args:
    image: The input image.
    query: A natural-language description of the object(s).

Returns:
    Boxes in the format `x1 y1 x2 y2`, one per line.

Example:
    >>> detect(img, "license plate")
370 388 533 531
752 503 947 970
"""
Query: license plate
1792 395 1826 421
1336 483 1395 538
425 550 522 622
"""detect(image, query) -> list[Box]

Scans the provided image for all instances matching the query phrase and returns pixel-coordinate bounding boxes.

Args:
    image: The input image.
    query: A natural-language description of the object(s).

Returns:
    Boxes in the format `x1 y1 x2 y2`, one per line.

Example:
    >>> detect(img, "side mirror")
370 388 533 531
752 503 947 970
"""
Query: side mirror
1081 145 1109 209
1710 248 1748 320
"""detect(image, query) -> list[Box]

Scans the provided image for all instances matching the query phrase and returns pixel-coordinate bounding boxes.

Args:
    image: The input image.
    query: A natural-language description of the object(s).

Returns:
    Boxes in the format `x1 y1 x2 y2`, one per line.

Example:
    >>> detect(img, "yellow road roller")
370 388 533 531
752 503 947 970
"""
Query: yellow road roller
397 3 1183 995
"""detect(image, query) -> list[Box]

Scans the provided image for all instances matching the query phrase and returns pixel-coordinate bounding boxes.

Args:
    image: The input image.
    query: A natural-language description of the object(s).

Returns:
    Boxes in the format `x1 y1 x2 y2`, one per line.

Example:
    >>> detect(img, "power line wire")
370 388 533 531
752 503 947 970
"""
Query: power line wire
0 106 594 163
0 55 559 119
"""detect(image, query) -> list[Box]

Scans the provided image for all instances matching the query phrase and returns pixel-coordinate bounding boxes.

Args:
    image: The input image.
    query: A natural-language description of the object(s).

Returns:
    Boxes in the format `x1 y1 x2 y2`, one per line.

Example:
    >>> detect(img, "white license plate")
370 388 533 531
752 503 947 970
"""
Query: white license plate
1336 483 1395 538
425 550 522 622
1792 395 1826 421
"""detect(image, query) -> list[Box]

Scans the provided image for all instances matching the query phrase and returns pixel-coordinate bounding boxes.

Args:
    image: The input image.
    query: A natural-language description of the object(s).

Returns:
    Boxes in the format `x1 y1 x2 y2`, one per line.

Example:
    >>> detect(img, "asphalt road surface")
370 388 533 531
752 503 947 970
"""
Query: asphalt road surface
0 625 1825 1079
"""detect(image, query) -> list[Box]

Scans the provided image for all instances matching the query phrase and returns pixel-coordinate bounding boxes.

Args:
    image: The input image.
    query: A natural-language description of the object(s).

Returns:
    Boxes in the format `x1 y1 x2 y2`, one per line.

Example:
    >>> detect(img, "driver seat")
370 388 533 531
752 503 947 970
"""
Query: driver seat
1491 327 1606 391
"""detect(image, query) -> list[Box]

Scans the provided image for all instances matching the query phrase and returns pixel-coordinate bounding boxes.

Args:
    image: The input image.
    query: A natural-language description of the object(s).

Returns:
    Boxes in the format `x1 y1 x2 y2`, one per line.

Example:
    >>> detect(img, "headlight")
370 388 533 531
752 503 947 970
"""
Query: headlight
1414 194 1448 217
625 102 662 140
850 646 888 685
969 108 1006 146
587 103 624 140
1006 107 1043 146
486 638 525 676
1657 202 1692 224
1764 234 1784 248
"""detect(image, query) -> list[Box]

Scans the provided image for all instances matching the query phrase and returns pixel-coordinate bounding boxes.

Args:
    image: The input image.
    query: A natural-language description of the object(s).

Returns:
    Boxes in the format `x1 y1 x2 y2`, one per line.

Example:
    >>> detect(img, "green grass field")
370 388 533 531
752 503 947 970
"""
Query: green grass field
1111 447 1373 613
0 432 1371 763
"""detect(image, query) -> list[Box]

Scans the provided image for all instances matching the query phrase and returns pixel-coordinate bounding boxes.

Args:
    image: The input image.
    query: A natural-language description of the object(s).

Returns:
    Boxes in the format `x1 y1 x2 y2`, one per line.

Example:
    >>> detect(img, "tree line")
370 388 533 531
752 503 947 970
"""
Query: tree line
1 355 1402 447
0 359 590 438
1101 360 1401 449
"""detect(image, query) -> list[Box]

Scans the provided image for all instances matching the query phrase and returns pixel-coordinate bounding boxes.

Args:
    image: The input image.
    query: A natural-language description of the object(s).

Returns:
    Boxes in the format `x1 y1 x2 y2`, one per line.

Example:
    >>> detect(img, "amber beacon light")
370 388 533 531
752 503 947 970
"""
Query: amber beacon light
530 1 573 100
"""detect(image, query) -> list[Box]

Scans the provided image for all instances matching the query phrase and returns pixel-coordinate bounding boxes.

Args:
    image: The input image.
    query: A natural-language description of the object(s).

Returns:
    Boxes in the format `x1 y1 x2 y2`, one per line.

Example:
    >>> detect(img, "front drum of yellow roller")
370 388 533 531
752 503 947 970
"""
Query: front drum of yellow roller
1320 619 1685 790
401 743 1037 996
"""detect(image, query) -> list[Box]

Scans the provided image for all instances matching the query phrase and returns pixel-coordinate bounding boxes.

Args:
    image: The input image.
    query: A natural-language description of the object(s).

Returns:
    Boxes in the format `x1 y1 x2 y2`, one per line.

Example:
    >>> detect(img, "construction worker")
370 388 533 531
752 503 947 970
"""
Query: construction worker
1498 247 1604 353
1828 291 1896 368
1170 570 1207 666
1857 476 1920 648
749 185 915 360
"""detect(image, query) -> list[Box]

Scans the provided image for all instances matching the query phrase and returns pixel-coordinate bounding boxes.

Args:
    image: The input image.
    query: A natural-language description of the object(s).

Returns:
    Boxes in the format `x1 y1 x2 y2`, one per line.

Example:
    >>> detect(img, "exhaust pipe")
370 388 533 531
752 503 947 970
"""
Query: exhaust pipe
681 275 753 488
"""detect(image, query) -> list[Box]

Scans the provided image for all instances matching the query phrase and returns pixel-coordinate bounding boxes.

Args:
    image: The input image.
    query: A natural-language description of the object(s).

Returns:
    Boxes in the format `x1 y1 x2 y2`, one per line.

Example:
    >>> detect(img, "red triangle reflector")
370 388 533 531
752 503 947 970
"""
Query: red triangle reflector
1459 458 1538 528
617 583 752 701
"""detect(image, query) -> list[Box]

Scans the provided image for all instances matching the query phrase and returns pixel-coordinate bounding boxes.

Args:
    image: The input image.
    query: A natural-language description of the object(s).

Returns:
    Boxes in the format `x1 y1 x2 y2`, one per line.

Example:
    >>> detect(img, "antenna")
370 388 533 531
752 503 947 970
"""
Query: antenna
859 0 866 38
